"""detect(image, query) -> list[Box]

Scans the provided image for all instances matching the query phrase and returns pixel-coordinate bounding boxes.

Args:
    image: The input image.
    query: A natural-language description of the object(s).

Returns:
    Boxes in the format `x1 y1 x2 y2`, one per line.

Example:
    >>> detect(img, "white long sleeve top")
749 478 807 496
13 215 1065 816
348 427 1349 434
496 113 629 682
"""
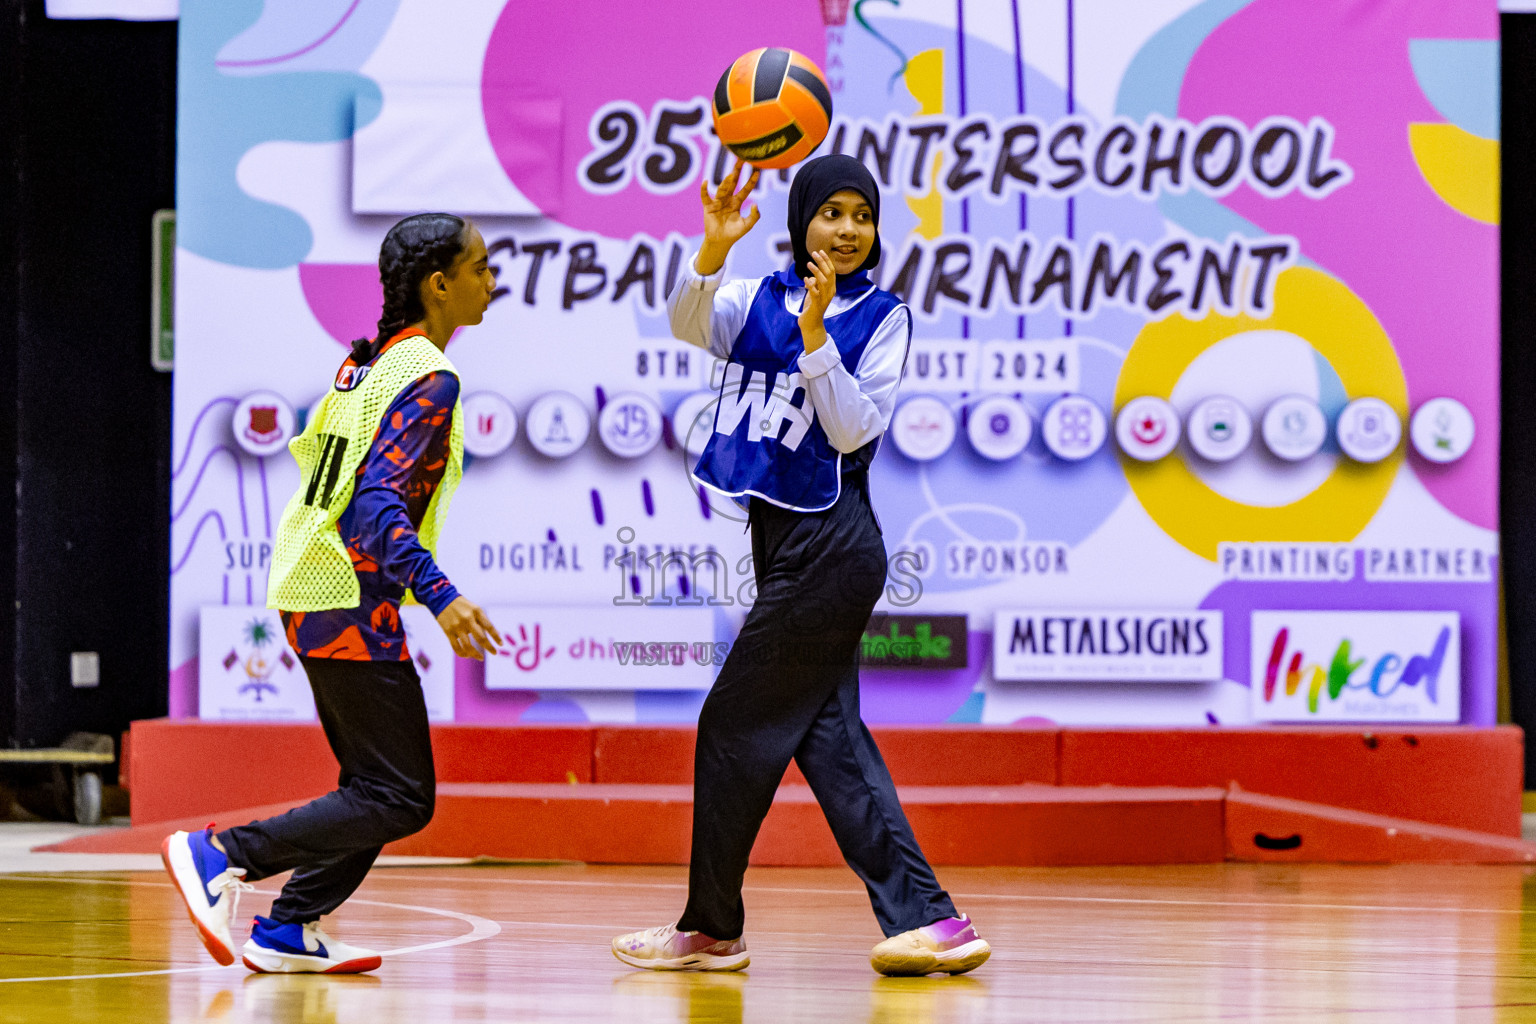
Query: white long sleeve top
666 255 911 455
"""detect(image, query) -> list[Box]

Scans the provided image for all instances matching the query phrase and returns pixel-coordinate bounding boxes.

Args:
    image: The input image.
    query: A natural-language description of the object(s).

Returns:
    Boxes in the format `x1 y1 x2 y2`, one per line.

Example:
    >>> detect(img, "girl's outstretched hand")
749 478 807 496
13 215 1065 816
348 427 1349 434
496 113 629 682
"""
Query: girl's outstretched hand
436 595 503 661
798 249 836 353
696 161 761 274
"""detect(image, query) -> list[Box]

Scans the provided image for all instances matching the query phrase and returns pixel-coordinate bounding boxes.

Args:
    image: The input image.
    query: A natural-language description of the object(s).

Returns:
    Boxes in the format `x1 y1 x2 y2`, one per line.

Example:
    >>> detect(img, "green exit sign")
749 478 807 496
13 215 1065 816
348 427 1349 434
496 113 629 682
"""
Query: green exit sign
151 209 174 372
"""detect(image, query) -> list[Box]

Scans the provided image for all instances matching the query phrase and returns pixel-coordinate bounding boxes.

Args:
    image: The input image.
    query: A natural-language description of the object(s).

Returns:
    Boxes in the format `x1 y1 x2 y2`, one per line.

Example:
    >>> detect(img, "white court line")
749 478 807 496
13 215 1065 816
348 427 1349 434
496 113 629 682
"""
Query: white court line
348 895 501 957
0 964 237 985
0 876 501 985
368 871 1535 918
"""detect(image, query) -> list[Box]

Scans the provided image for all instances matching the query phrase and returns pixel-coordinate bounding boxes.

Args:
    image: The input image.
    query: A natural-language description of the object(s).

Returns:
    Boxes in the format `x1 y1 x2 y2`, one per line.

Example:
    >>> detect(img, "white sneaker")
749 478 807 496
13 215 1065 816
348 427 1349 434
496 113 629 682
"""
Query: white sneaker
870 914 991 976
161 827 252 966
241 915 383 974
612 923 749 971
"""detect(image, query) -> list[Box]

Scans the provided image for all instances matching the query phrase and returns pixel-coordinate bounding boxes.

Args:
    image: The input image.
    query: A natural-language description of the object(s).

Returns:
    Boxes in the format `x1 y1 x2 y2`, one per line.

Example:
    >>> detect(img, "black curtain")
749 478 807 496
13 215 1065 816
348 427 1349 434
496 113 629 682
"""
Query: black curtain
0 0 174 752
1505 13 1536 783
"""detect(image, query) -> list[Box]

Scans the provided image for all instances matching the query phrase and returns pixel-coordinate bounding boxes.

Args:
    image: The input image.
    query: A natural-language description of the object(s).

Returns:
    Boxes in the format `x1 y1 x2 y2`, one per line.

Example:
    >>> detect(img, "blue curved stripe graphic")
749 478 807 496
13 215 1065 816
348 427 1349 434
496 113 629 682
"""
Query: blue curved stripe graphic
1409 39 1499 141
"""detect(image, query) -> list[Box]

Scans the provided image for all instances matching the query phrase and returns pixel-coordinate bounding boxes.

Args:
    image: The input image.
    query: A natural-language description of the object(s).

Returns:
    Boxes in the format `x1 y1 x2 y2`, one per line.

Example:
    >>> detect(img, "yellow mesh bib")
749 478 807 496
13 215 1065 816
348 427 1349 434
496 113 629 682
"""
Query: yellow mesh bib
267 336 464 612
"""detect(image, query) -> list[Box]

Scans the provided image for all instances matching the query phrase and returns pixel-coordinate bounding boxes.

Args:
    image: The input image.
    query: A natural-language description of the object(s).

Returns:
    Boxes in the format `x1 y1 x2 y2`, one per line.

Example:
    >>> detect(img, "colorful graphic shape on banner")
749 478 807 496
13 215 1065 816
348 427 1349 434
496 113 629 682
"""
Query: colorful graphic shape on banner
171 0 1499 727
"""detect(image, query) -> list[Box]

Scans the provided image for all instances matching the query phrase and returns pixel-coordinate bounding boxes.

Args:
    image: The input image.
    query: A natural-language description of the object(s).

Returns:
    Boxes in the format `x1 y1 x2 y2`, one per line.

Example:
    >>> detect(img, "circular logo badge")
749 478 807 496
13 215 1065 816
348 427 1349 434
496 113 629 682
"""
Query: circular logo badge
1114 396 1181 462
1410 397 1475 464
1336 396 1401 463
966 395 1032 461
671 391 718 458
232 391 295 458
1186 396 1252 462
1041 395 1107 461
597 392 663 458
461 392 518 458
891 396 956 462
1261 395 1327 462
525 392 591 458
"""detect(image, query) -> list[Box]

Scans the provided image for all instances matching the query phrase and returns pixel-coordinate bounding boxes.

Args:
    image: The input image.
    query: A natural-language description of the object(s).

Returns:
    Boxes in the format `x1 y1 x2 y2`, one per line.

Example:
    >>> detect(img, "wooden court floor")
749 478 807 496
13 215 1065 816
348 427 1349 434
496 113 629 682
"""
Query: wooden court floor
5 862 1536 1023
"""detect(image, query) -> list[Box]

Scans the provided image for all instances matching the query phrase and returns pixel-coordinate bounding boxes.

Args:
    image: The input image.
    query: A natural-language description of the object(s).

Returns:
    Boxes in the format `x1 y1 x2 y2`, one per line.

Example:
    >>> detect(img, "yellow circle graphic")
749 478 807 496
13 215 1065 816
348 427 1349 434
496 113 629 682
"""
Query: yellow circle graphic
1116 266 1407 561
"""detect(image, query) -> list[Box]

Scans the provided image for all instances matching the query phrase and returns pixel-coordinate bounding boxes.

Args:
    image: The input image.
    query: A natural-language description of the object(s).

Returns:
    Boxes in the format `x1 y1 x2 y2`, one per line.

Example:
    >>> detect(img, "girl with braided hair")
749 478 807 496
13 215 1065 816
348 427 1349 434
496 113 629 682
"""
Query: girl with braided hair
163 213 502 974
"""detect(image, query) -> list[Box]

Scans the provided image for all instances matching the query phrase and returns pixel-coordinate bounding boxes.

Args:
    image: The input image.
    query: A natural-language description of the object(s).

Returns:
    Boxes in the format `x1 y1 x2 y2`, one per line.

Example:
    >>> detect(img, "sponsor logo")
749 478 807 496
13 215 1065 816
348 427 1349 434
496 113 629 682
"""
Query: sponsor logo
334 363 371 391
1115 396 1180 461
462 392 518 458
525 392 591 458
231 391 294 457
993 609 1223 681
1336 397 1400 463
1260 395 1327 461
1251 610 1460 722
1409 397 1474 464
598 392 664 458
734 123 804 160
484 606 715 690
245 406 280 444
199 607 312 721
891 395 956 461
1041 395 1107 461
860 614 968 669
965 395 1031 461
1187 395 1251 462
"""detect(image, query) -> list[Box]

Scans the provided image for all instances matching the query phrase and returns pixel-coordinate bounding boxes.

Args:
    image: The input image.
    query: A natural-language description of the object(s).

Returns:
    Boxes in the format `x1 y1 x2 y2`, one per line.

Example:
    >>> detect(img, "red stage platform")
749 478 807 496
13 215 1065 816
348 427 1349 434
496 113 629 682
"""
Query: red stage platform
43 720 1531 866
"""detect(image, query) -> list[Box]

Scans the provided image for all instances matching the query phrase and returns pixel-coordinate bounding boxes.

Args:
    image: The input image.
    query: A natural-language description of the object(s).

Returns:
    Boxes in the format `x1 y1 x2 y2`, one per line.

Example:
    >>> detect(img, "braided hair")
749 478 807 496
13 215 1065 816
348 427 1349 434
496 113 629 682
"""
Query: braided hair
350 212 470 364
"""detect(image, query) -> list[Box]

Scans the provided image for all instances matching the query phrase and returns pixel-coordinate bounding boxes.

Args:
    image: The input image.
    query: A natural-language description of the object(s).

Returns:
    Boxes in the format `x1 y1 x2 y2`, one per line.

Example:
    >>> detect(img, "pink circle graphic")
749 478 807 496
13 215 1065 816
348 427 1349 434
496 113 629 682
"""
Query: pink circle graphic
1178 0 1497 528
481 0 827 239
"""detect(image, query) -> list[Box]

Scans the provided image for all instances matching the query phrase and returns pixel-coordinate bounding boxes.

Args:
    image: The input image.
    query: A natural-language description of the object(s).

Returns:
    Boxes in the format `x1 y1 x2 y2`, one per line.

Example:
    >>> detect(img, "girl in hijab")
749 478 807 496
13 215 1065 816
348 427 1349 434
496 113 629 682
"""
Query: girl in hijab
611 156 989 977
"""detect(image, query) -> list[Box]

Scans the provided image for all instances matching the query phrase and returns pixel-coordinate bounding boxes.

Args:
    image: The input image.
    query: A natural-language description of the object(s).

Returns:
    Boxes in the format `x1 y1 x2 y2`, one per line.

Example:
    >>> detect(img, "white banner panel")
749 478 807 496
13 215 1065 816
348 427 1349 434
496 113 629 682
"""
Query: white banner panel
198 606 314 721
399 604 455 723
992 610 1223 682
1250 611 1461 723
484 605 716 691
199 604 451 722
352 87 546 216
46 0 175 18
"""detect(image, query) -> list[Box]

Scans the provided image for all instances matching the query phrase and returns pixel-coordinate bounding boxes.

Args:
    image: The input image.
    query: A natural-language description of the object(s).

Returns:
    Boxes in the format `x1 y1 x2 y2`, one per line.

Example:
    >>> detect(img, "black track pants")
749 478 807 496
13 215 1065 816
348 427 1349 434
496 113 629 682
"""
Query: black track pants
217 657 434 924
676 476 957 940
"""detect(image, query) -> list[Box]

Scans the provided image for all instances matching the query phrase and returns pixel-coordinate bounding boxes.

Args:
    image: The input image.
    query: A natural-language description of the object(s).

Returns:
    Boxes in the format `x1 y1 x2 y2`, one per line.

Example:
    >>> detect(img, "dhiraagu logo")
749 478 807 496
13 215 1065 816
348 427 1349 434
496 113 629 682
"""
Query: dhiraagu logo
1249 611 1461 723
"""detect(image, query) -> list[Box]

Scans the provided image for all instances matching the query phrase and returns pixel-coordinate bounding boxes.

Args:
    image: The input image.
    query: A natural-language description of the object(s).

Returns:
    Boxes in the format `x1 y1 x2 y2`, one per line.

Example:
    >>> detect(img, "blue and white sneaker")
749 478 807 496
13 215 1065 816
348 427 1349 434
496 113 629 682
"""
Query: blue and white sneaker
241 916 383 974
161 827 252 966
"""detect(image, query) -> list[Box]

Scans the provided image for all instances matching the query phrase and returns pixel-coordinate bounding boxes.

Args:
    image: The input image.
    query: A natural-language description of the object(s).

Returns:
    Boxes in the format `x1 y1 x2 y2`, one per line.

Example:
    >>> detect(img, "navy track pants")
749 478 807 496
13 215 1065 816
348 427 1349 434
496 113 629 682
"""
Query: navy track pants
217 656 434 924
676 475 956 940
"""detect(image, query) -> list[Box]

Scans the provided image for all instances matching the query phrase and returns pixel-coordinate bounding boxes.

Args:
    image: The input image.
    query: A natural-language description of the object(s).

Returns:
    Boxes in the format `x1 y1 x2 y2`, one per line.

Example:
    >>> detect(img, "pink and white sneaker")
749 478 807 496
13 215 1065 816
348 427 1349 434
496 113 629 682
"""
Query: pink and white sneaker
870 914 990 976
611 923 749 971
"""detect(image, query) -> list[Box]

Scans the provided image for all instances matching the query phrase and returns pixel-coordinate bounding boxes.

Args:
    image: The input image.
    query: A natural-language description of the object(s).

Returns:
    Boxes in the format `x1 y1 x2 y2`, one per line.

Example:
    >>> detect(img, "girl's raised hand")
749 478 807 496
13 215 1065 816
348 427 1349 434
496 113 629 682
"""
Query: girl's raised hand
697 161 761 274
798 250 837 353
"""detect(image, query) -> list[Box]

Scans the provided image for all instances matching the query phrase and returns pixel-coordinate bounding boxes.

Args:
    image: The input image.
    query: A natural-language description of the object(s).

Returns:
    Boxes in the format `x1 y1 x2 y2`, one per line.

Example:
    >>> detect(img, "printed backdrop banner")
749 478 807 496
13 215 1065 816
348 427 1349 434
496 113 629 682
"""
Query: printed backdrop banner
46 0 177 18
172 0 1499 727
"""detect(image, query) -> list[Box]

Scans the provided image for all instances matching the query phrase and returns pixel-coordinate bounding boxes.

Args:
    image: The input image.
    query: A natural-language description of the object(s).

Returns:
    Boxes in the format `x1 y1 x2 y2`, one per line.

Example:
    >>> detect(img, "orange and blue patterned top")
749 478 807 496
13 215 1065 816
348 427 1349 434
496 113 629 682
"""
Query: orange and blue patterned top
282 335 461 661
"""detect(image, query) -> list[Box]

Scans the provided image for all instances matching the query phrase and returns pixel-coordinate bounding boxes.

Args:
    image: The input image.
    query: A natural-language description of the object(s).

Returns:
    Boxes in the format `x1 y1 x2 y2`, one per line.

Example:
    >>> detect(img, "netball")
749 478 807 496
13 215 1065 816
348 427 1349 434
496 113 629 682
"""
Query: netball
711 47 832 169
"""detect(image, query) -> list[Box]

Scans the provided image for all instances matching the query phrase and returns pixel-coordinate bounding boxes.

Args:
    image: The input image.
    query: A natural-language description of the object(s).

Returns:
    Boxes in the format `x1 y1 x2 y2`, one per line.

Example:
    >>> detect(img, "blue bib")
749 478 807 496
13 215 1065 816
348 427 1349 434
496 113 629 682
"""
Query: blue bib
694 272 903 512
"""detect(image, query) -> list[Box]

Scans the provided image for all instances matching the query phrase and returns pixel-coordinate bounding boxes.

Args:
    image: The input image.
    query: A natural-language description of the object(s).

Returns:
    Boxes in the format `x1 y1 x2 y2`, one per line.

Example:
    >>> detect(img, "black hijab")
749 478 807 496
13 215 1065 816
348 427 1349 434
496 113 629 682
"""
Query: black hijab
784 154 882 283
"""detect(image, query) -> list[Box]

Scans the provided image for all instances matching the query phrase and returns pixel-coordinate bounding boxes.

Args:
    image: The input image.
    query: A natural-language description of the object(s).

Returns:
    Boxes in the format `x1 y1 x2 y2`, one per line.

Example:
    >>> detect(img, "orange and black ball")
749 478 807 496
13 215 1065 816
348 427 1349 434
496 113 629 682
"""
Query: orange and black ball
712 47 833 170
